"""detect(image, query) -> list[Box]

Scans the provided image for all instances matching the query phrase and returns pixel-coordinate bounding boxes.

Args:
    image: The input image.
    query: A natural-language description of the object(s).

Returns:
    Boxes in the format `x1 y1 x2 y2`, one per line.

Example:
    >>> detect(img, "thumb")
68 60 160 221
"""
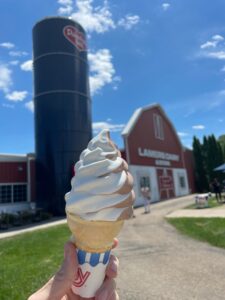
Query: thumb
29 242 78 300
49 242 78 299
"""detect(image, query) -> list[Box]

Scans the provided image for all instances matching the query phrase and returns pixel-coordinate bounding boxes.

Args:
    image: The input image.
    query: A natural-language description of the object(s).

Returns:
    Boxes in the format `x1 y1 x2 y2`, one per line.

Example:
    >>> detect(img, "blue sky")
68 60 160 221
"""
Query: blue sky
0 0 225 153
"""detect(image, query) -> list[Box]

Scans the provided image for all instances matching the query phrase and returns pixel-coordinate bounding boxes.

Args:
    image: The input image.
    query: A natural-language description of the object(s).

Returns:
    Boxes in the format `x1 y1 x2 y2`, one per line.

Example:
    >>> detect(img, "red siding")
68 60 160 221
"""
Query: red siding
0 162 27 183
127 107 185 169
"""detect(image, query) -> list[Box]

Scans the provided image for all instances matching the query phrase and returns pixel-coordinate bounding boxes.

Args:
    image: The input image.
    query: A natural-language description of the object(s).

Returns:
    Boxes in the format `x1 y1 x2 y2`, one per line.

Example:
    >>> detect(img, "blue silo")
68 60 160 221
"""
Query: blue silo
32 17 92 215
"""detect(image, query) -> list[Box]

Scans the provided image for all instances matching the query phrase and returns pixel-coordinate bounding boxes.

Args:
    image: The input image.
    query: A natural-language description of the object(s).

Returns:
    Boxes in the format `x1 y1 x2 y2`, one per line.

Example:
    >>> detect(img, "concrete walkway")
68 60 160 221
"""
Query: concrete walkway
0 218 66 239
116 195 225 299
167 203 225 218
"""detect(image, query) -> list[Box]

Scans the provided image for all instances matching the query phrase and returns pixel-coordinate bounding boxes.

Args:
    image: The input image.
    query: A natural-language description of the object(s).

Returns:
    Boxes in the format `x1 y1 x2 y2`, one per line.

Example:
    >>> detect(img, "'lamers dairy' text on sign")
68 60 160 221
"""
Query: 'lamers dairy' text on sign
138 148 179 162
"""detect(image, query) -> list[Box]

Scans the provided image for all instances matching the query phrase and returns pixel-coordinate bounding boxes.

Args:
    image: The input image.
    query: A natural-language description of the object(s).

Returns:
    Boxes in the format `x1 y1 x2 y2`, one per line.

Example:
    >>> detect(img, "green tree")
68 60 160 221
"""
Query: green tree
202 135 209 182
192 136 208 192
205 135 224 182
218 135 225 161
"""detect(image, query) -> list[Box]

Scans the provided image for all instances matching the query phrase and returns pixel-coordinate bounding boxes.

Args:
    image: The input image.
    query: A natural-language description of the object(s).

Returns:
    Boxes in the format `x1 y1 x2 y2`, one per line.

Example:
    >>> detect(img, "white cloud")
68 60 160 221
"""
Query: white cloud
9 51 28 57
192 125 205 130
63 0 140 34
0 64 12 93
57 1 139 95
178 132 189 137
0 42 15 49
88 49 117 95
2 103 15 109
112 76 121 90
25 101 34 112
9 60 19 66
58 0 73 15
199 34 225 59
212 34 224 41
206 51 225 59
200 41 217 49
92 121 125 133
221 65 225 72
58 6 73 14
70 0 115 33
58 0 72 4
118 15 140 30
162 3 170 11
20 60 33 71
5 90 28 102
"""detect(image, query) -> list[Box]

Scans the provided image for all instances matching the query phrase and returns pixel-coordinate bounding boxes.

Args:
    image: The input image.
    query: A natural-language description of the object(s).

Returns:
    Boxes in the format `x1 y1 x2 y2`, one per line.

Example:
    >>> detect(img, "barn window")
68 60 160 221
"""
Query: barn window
13 185 27 202
153 114 164 140
179 176 186 189
0 185 12 203
0 184 27 204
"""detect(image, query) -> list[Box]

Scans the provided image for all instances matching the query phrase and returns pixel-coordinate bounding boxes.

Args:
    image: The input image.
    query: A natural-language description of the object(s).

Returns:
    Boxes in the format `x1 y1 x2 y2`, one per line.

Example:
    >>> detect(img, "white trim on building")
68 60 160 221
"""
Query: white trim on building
122 103 183 148
0 153 27 162
0 153 35 213
129 165 160 206
172 168 189 197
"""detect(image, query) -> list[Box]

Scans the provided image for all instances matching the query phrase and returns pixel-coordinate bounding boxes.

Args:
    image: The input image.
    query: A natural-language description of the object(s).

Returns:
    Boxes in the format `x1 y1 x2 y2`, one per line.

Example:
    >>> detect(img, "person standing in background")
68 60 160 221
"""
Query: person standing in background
141 186 151 214
212 178 222 203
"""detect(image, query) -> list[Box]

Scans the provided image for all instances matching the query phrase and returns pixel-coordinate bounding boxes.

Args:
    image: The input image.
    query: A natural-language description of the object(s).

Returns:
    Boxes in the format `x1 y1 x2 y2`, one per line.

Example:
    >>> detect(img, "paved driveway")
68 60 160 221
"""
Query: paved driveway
115 195 225 300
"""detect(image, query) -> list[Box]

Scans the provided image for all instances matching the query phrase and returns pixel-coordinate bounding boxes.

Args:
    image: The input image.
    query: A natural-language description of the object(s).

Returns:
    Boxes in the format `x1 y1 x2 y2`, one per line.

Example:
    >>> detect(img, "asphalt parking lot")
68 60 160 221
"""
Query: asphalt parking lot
115 195 225 300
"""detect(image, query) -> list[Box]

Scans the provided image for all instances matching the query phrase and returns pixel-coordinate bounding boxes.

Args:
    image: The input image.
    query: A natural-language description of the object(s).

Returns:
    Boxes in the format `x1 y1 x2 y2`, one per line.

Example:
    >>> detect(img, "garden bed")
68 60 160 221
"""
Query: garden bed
0 209 52 231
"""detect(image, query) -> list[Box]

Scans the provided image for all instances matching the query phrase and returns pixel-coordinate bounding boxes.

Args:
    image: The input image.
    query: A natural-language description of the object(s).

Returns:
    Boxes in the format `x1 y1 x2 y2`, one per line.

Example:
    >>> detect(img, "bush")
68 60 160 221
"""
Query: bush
0 212 16 229
0 209 53 230
20 210 33 224
40 211 52 220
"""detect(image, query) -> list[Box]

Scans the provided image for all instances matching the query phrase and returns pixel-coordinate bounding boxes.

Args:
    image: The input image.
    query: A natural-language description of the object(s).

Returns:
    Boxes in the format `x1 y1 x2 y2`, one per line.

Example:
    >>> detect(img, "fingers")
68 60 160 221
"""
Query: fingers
108 291 119 300
28 242 78 300
63 288 80 300
105 254 119 279
52 242 78 298
95 278 117 300
112 238 119 249
95 250 119 300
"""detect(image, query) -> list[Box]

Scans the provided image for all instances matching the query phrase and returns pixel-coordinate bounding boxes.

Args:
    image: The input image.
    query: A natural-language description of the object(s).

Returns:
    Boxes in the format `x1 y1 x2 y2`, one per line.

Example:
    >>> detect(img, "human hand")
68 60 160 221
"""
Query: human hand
28 240 119 300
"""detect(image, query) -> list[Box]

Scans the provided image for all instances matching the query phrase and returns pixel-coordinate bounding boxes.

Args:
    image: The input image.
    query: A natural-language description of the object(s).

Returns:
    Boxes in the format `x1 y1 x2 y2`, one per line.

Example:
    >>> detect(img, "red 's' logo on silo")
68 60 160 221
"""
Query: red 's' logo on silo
63 26 87 51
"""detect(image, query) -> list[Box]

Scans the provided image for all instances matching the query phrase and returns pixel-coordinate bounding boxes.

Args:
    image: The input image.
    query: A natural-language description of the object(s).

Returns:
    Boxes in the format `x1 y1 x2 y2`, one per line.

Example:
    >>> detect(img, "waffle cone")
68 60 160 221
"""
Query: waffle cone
66 211 124 253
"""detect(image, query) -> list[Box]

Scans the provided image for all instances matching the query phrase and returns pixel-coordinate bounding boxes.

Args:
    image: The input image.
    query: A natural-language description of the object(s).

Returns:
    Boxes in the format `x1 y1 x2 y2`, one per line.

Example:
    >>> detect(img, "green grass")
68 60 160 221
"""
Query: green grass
0 224 70 300
168 218 225 249
185 196 222 209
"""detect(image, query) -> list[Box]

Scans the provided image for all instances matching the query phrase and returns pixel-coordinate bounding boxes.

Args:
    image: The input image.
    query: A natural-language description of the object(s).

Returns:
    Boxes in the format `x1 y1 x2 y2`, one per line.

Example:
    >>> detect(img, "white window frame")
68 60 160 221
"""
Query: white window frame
0 183 28 204
153 114 164 140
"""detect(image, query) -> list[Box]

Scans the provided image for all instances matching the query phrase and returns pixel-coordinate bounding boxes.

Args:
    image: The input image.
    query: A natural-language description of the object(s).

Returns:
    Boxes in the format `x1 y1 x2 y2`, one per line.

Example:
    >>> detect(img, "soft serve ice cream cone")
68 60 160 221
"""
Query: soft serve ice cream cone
65 129 134 298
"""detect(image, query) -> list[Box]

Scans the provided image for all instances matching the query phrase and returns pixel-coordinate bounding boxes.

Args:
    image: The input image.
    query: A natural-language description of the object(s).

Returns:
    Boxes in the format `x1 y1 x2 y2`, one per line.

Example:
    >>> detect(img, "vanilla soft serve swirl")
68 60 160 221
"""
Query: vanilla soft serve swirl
65 129 134 221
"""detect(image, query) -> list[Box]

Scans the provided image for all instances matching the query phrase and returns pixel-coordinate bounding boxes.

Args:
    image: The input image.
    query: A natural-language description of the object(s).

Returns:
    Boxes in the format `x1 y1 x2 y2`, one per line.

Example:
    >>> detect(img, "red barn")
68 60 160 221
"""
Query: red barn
122 104 195 206
0 153 35 213
0 103 195 213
